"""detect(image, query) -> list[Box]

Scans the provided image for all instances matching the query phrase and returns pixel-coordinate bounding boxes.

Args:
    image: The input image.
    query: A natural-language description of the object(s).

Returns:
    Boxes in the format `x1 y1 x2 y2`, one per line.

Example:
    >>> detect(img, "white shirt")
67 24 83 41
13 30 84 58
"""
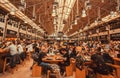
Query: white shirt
26 44 33 52
18 44 24 54
7 44 18 55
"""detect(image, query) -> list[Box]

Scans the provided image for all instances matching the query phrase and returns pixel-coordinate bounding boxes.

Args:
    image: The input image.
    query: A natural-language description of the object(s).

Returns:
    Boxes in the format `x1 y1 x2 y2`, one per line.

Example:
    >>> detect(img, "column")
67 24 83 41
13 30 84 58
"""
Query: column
106 25 110 43
2 13 9 41
17 22 20 40
25 26 28 39
96 29 100 41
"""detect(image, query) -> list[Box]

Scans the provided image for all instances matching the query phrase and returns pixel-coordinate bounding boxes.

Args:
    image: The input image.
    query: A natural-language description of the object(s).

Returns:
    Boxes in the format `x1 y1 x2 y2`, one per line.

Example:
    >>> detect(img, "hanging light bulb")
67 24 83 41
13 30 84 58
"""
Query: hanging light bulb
70 25 73 29
24 21 27 23
74 19 77 25
94 20 98 25
53 21 56 24
96 29 99 33
52 9 56 16
10 8 15 15
110 11 116 17
81 9 86 17
101 0 104 3
79 29 82 32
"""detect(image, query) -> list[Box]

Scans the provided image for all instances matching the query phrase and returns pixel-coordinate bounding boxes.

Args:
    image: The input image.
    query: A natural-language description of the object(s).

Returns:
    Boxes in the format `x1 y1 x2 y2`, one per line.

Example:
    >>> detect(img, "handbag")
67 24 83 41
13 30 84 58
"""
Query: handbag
31 52 39 61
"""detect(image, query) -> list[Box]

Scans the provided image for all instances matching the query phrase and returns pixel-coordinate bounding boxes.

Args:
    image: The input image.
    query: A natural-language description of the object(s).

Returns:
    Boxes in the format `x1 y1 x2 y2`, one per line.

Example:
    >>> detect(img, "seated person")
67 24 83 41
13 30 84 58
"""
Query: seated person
75 46 85 70
102 50 114 64
37 45 52 75
4 40 19 68
90 48 113 75
59 48 70 75
68 43 77 59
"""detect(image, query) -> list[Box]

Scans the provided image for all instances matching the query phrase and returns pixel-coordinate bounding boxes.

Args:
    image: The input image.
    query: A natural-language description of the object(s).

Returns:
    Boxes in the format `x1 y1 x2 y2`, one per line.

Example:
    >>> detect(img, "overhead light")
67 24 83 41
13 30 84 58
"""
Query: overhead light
81 9 86 17
110 11 115 17
52 12 56 16
24 21 27 23
10 8 15 15
79 29 82 32
96 29 99 33
94 20 98 25
68 29 69 32
76 15 80 20
74 19 77 25
70 25 73 29
84 25 88 30
101 0 104 3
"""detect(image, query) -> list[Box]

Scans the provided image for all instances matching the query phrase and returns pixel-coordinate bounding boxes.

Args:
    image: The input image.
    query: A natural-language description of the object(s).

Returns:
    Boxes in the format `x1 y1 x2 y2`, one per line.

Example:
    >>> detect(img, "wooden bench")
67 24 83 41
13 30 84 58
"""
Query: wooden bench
106 63 120 78
32 64 42 77
66 64 73 77
47 70 60 78
75 67 86 78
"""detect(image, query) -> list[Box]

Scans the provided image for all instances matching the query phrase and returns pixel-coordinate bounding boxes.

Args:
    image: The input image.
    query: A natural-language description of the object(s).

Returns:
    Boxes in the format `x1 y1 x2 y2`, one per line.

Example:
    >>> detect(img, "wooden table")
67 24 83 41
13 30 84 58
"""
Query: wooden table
42 55 63 63
113 57 120 65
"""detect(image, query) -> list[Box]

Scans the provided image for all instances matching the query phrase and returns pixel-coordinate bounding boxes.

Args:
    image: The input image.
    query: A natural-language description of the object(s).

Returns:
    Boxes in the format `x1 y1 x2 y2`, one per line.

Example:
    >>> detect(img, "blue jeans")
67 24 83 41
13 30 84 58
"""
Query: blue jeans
39 62 52 74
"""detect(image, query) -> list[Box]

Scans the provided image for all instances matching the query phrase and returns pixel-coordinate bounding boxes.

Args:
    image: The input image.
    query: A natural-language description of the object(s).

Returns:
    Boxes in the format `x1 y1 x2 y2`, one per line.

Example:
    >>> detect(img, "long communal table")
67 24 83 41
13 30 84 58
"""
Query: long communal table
42 54 64 63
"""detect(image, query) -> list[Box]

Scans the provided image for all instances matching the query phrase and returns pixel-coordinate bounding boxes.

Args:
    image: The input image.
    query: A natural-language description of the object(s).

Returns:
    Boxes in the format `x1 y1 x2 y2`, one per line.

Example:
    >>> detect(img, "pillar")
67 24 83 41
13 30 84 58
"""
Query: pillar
2 13 9 41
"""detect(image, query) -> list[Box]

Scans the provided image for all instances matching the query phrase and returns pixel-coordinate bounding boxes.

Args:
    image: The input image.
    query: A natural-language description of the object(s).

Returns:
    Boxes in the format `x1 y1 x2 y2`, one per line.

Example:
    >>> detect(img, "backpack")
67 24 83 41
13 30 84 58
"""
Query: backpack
31 52 39 62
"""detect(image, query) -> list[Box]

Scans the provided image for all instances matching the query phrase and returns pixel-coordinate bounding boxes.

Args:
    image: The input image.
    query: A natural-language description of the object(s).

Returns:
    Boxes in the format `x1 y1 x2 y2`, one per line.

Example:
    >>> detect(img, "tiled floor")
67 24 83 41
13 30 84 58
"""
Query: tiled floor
0 59 74 78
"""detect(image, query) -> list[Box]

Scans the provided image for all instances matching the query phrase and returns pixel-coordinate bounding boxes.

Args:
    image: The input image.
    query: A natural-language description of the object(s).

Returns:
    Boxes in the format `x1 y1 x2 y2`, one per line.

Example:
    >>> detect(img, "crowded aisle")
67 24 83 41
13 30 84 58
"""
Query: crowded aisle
0 0 120 78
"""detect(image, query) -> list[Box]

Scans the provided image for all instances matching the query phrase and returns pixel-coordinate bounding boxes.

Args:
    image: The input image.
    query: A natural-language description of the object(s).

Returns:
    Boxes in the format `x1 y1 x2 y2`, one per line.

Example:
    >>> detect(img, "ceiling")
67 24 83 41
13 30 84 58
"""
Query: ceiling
8 0 118 36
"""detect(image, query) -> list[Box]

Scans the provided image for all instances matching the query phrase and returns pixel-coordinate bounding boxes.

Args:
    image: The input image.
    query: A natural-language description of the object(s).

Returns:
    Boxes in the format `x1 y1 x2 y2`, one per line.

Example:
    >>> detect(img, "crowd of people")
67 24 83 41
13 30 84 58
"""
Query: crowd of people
0 39 120 77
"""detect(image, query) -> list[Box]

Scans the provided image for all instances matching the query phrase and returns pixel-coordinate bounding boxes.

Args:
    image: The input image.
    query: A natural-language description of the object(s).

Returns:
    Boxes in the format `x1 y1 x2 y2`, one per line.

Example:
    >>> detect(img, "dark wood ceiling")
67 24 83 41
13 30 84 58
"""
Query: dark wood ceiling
9 0 117 36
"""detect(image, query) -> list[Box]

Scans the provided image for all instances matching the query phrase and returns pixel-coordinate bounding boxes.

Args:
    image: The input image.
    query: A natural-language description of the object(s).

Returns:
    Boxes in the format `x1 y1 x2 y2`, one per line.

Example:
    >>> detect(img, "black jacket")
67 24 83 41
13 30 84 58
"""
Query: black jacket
37 52 47 64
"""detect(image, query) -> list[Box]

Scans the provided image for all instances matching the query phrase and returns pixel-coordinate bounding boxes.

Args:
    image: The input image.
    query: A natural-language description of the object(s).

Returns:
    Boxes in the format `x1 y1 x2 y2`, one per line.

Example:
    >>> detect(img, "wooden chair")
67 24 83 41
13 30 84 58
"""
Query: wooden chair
32 64 42 77
47 70 61 78
70 58 76 71
75 67 86 78
66 64 73 77
3 56 19 74
3 57 11 73
96 73 114 78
